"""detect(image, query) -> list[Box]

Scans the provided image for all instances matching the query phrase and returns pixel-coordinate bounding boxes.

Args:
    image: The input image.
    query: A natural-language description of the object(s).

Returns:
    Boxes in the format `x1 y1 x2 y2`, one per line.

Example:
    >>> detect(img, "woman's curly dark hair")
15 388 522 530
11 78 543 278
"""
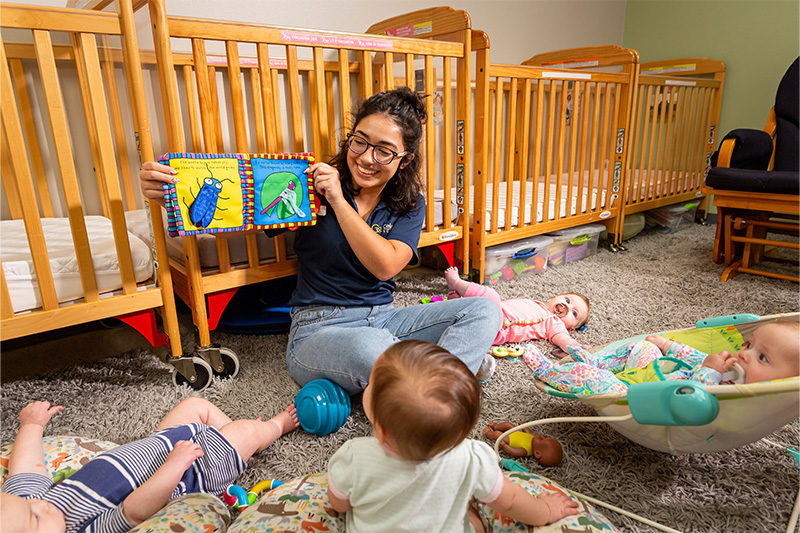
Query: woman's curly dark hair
330 87 427 215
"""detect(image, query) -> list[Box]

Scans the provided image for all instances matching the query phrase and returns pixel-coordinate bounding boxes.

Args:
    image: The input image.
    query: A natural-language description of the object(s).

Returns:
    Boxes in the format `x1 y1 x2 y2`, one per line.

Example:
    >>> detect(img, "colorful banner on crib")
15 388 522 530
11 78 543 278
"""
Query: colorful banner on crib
158 152 317 237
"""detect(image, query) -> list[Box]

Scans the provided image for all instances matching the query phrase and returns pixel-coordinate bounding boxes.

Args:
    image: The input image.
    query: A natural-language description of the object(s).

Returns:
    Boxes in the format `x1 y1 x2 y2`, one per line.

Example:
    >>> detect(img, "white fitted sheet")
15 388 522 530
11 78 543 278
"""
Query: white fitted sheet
471 176 612 232
2 216 153 313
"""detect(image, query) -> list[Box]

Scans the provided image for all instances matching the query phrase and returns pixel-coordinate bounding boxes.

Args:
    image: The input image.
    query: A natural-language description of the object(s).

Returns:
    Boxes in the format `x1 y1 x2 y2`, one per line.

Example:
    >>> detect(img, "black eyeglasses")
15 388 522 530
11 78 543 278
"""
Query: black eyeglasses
346 133 407 165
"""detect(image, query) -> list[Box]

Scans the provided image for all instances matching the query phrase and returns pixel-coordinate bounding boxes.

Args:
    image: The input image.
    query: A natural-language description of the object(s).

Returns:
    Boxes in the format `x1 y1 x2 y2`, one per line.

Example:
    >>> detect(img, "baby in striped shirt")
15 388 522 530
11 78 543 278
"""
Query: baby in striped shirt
1 397 298 533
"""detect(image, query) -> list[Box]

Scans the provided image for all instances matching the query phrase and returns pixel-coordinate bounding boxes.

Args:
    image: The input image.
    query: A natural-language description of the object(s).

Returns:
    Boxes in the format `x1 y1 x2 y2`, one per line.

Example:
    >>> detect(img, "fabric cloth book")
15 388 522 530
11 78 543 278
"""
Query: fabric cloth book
158 152 317 237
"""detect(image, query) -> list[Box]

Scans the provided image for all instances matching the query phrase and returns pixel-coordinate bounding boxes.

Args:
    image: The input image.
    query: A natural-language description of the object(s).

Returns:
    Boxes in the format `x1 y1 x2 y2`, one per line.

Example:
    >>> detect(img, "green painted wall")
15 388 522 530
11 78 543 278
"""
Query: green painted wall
624 0 799 136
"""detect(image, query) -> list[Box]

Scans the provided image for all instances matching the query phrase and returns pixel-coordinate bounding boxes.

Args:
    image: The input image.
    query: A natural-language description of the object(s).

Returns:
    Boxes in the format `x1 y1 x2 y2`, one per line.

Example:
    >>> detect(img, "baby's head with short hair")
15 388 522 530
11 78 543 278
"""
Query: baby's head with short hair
365 340 481 462
738 321 800 383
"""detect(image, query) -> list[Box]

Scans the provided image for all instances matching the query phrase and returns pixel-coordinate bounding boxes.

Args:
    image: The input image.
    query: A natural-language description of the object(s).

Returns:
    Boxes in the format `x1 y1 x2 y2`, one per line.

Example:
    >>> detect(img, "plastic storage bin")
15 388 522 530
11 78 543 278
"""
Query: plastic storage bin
483 235 553 284
546 224 605 266
644 202 698 233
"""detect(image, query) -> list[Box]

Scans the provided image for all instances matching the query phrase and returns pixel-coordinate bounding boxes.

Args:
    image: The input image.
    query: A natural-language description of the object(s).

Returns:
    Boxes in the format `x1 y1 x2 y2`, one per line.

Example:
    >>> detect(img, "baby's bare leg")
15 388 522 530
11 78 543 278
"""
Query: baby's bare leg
155 397 233 431
219 404 299 463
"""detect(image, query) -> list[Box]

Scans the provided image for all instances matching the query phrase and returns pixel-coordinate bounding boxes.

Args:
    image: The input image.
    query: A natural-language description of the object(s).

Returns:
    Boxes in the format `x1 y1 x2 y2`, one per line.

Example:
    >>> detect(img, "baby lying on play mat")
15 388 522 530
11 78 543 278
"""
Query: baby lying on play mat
444 267 589 353
526 321 800 394
1 398 298 532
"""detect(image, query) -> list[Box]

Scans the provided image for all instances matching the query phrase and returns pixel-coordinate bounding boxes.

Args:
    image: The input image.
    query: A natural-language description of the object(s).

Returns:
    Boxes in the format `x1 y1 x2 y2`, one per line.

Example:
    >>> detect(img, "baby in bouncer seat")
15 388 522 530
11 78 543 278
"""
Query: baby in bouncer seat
525 321 800 395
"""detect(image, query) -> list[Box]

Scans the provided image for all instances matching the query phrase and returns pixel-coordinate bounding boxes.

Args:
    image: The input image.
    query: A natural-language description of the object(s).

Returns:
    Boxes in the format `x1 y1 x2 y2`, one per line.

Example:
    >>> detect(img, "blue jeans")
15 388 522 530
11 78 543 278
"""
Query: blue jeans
286 298 502 394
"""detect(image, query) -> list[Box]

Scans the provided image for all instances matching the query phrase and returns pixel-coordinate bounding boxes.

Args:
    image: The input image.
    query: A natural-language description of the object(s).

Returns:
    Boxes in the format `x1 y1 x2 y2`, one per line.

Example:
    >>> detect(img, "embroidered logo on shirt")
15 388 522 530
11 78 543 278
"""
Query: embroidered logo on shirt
371 222 393 235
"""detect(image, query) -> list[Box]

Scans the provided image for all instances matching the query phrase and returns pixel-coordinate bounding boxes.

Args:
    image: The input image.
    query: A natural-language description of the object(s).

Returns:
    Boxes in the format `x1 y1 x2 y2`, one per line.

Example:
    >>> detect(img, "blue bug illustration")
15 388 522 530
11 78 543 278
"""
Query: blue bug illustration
183 162 235 228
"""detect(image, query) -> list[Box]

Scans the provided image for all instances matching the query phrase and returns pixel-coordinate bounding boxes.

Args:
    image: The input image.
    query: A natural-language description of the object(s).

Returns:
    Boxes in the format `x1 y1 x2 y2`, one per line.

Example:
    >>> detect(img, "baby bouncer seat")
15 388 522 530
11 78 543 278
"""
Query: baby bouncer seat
533 312 799 454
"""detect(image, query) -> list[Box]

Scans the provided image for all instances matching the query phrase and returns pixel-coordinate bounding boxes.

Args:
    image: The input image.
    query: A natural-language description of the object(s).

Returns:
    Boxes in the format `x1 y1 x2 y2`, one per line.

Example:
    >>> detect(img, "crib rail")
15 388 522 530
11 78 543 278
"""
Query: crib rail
145 1 471 347
0 2 180 350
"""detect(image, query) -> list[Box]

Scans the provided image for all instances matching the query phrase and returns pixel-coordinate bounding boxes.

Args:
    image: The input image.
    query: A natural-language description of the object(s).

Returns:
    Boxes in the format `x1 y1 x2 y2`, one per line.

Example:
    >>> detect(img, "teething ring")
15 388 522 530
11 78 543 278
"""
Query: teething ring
506 345 524 357
492 345 524 358
491 346 509 357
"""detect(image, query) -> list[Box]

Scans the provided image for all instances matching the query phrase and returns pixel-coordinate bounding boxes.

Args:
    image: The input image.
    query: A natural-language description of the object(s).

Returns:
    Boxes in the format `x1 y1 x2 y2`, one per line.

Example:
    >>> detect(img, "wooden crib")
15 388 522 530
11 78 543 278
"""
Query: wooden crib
0 1 206 388
368 9 637 283
93 0 473 364
525 51 726 248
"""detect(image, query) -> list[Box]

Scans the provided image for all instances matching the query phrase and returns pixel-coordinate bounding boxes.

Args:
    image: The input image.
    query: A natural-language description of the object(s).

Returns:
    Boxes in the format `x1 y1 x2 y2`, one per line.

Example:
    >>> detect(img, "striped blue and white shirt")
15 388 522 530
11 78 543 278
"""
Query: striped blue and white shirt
3 423 244 533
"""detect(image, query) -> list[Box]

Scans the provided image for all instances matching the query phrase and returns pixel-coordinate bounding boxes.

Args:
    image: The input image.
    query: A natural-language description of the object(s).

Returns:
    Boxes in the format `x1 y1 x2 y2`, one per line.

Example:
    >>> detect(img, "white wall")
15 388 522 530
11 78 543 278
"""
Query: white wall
132 0 626 65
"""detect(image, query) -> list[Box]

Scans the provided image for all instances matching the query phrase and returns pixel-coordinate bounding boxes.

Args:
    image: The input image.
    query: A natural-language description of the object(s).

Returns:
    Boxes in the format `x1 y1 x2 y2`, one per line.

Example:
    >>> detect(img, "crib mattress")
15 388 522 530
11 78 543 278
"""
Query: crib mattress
470 179 611 231
2 216 153 313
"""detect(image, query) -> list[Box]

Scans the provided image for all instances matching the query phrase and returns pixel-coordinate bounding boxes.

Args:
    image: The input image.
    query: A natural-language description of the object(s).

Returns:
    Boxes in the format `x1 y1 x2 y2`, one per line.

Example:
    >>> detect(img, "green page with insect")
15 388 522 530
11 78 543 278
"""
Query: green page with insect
159 153 317 237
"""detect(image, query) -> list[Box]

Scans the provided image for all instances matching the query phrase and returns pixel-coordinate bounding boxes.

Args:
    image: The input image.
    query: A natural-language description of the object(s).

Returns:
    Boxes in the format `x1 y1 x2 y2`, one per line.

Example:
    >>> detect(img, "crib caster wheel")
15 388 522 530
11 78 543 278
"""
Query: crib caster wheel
172 357 213 391
215 347 240 380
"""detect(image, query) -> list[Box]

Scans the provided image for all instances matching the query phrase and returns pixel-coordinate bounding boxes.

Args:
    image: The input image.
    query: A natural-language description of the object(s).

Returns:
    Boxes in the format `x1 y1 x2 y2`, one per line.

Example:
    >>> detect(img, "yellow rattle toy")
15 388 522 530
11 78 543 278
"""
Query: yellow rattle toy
491 345 524 358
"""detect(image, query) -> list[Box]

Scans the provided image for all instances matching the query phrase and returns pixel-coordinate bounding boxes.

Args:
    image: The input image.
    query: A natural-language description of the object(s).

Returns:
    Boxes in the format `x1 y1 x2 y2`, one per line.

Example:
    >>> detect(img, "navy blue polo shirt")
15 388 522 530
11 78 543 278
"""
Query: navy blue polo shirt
270 190 425 307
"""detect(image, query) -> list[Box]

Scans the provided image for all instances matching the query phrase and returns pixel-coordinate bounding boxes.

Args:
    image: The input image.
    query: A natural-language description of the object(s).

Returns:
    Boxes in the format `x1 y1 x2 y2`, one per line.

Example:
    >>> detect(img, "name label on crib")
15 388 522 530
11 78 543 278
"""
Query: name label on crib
542 71 592 80
599 211 612 219
280 31 393 51
439 230 459 242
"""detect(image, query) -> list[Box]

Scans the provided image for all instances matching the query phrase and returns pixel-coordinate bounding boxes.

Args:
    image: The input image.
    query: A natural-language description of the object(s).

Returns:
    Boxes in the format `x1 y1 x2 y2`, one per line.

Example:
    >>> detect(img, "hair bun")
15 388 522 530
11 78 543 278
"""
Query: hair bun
394 86 428 124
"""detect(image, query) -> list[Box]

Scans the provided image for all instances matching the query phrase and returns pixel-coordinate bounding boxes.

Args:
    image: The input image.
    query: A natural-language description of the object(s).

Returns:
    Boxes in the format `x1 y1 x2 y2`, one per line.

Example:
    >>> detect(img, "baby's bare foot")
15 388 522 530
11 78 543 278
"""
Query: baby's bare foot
444 266 460 290
269 404 300 436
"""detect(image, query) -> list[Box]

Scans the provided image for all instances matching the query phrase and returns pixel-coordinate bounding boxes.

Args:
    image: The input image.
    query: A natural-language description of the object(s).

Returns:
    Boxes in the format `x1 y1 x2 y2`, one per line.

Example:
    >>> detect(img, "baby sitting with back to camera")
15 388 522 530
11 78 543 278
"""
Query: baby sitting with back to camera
326 340 578 532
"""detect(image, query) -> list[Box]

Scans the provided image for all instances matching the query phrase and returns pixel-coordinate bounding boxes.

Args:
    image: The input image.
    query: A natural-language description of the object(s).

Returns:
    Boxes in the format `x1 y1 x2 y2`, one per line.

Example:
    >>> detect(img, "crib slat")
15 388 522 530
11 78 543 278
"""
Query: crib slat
554 79 569 220
359 50 373 100
542 80 557 222
226 41 249 152
338 49 352 134
1 41 59 310
313 47 329 160
490 78 503 234
424 55 435 231
579 81 593 213
1 130 23 220
100 36 136 212
504 77 517 229
191 40 216 152
286 46 304 152
71 33 110 219
565 81 580 216
605 83 622 207
250 68 266 153
663 85 682 194
183 65 202 151
592 83 620 211
442 55 453 229
531 79 545 223
270 69 284 149
76 31 138 293
33 30 102 302
257 43 279 151
678 87 699 193
586 82 603 211
658 84 677 197
9 58 54 218
674 87 692 193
